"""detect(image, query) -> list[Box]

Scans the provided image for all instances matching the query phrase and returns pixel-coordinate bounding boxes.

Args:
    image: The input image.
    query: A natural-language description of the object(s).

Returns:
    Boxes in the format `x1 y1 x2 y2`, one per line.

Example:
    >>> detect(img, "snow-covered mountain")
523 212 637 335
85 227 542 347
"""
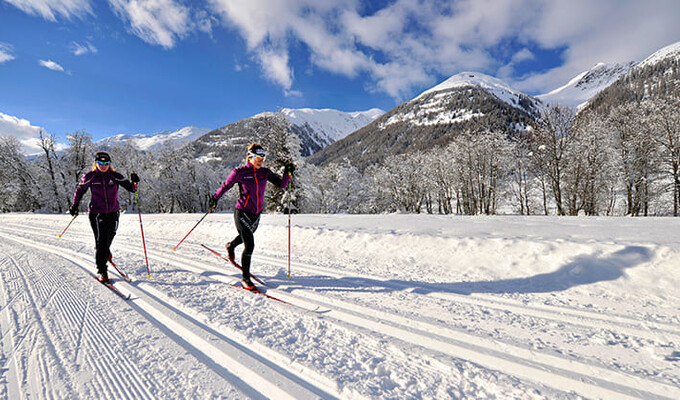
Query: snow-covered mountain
638 40 680 68
254 107 384 156
97 126 210 151
187 107 384 163
311 72 540 169
581 40 680 116
278 107 383 142
413 72 540 117
538 62 636 110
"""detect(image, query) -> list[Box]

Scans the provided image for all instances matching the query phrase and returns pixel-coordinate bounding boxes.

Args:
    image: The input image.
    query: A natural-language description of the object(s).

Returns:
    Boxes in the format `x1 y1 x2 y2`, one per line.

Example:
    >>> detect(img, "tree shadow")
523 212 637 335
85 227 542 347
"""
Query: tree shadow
437 245 653 295
273 246 654 296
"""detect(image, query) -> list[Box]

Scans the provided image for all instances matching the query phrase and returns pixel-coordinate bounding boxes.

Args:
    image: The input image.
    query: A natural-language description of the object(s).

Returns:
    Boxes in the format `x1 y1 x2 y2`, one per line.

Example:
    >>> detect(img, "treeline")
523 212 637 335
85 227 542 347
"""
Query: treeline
0 116 304 215
1 85 678 216
303 97 680 216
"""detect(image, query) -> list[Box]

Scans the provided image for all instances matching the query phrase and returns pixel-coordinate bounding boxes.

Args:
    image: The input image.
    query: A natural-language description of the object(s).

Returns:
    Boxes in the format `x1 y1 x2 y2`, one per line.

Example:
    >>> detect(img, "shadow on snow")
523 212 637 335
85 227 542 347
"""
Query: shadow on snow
274 246 653 296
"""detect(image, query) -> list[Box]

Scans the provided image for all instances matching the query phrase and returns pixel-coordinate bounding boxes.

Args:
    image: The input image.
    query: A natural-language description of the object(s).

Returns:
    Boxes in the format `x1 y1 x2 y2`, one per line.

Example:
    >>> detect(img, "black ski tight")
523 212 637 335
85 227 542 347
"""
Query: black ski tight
89 212 119 275
230 209 260 279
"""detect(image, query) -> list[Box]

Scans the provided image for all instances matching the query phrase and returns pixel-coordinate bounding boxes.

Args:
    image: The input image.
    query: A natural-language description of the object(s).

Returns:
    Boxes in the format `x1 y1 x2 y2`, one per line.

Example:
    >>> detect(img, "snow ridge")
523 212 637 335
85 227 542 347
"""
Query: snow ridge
97 126 210 151
413 72 539 117
638 40 680 68
538 62 636 109
255 107 384 143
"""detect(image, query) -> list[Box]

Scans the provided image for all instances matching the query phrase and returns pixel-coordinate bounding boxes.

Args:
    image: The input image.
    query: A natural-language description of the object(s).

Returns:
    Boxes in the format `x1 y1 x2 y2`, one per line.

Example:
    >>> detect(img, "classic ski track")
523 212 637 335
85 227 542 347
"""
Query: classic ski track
9 221 680 343
1 250 64 400
0 255 23 400
5 227 679 399
0 230 345 400
8 243 156 400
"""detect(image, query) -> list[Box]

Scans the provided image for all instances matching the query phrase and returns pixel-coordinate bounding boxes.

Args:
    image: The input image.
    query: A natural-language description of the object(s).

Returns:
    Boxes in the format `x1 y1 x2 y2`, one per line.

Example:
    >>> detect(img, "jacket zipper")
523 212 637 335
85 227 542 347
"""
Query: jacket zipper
103 172 110 212
254 168 260 213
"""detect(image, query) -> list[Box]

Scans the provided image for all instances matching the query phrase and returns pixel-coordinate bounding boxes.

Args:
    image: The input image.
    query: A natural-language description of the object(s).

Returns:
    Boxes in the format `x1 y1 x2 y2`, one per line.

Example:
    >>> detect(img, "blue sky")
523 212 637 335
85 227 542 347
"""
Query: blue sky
1 0 679 154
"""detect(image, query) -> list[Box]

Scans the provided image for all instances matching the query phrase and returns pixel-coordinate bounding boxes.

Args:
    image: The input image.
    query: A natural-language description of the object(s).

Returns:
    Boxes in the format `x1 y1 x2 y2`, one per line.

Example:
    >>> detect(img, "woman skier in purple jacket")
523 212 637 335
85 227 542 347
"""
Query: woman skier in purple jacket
209 144 294 289
70 151 139 283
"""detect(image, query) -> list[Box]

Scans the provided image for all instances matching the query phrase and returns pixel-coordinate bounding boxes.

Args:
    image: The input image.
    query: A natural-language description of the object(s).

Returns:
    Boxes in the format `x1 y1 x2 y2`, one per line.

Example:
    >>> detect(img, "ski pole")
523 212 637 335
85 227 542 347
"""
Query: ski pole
108 258 131 282
58 214 78 238
287 171 292 279
133 179 151 278
173 206 214 251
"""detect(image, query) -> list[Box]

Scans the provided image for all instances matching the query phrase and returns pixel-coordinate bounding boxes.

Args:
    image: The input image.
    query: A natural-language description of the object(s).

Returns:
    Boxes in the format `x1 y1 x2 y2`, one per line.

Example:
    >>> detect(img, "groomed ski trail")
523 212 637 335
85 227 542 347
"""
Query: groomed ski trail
2 220 679 399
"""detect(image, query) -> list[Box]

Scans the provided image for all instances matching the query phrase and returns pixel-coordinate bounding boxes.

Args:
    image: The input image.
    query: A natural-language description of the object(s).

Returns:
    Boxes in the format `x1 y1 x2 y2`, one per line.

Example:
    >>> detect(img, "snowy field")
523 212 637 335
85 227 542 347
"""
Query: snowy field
0 212 679 399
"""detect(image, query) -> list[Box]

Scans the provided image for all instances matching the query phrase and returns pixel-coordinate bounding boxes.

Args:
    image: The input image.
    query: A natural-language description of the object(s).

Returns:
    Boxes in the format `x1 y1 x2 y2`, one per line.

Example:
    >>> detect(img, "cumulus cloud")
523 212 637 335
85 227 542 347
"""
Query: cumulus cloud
39 59 66 73
0 43 15 63
7 0 680 99
513 0 680 93
208 0 680 99
70 41 97 55
0 112 49 154
3 0 92 21
108 0 194 49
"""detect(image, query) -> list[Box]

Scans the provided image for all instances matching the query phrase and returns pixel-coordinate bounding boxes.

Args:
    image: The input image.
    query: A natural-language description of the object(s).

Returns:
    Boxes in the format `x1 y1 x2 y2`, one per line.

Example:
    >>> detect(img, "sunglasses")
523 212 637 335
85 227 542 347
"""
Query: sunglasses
248 151 266 160
96 160 111 165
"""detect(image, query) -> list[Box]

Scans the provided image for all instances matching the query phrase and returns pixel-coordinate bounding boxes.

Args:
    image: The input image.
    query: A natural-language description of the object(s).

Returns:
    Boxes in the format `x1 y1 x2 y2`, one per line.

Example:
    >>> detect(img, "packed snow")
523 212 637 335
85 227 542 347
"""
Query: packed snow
1 213 679 399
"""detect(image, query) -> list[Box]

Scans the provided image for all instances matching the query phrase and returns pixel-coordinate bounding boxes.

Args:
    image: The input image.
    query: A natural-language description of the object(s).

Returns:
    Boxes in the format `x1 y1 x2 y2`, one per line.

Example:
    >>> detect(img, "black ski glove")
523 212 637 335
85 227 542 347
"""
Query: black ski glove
284 161 296 175
69 205 78 216
208 197 217 209
130 172 140 184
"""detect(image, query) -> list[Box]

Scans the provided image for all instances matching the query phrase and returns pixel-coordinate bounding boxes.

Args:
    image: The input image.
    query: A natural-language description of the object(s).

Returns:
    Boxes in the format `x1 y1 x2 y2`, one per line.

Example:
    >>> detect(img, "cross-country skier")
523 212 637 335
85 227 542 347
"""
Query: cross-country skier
69 151 139 283
209 144 295 290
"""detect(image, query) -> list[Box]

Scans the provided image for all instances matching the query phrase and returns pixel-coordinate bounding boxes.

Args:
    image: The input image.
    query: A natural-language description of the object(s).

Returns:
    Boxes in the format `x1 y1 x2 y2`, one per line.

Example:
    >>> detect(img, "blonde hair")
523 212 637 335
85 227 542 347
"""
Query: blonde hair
92 161 115 171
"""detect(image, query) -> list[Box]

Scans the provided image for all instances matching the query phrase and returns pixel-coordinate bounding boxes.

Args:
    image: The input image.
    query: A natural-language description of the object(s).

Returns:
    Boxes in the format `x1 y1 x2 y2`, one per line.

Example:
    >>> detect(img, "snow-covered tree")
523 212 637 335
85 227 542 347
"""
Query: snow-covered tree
609 103 661 216
645 97 680 215
527 105 577 215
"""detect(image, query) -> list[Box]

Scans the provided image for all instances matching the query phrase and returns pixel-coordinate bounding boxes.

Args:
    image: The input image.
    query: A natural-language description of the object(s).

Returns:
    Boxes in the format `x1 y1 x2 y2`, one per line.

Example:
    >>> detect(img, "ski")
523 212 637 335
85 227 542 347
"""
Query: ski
91 274 131 300
108 258 132 282
200 244 267 286
235 283 290 305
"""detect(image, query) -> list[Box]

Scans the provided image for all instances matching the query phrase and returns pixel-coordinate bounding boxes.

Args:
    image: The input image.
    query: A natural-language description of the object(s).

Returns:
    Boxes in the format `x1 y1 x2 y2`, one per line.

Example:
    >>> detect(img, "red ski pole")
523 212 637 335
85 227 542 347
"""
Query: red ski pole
173 207 213 251
58 214 77 238
287 171 292 279
133 179 151 278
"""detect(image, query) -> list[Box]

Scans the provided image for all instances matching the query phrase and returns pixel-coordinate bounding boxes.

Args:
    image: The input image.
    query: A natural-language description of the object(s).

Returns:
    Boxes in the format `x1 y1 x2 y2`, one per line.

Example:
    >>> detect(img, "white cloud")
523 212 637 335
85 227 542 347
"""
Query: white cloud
0 112 48 154
108 0 193 49
208 0 680 99
3 0 92 21
255 47 293 89
513 0 680 93
70 41 97 55
0 43 16 63
39 59 66 73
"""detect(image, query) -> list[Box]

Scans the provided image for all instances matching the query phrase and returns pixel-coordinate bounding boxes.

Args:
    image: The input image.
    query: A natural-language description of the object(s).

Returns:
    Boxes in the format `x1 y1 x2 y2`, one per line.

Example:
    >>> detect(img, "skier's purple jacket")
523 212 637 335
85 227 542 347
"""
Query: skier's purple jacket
73 170 136 214
213 163 290 214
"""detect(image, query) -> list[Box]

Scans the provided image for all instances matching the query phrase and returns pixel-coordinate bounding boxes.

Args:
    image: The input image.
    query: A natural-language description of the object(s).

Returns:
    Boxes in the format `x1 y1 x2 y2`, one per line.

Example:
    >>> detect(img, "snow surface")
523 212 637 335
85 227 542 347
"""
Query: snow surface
537 62 635 110
1 213 679 399
96 126 210 151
